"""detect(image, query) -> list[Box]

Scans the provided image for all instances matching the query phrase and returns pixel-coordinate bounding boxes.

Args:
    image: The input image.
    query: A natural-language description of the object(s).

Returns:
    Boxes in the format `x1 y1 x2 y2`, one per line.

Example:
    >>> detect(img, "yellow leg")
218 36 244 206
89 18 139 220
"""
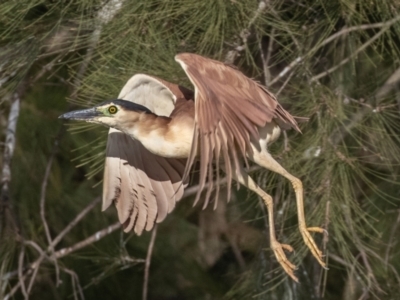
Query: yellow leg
226 166 299 282
250 150 326 268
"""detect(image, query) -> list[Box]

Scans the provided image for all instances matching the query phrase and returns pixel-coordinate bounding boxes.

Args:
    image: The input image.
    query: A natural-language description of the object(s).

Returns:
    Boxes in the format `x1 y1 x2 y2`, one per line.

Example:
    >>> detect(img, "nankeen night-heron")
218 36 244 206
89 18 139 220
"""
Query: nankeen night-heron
60 53 325 281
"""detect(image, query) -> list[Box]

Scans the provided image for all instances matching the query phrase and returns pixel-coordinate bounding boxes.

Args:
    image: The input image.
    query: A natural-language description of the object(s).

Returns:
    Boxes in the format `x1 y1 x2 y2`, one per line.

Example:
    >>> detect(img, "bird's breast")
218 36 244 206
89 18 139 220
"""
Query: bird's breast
133 120 194 159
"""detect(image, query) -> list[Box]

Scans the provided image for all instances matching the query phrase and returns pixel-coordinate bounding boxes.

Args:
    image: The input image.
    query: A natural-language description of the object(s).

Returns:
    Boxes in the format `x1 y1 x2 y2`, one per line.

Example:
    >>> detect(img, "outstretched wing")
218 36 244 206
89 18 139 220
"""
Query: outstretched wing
102 74 192 235
175 53 300 208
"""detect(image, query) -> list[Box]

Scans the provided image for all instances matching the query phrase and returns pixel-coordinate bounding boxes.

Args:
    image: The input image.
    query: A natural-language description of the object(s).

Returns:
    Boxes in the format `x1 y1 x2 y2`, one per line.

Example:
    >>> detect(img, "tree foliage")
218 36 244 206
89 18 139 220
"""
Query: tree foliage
1 0 400 299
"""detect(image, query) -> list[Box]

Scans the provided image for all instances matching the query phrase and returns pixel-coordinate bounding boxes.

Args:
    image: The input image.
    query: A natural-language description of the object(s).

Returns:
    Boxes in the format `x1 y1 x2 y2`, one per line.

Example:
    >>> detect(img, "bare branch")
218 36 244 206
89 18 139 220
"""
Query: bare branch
0 92 21 236
51 197 101 247
330 65 400 145
258 29 275 85
4 198 102 279
319 15 400 49
268 15 400 86
62 267 85 300
4 222 121 299
55 223 121 259
142 225 157 300
268 57 303 86
275 70 295 97
311 25 391 82
225 0 268 64
18 245 28 299
40 137 60 286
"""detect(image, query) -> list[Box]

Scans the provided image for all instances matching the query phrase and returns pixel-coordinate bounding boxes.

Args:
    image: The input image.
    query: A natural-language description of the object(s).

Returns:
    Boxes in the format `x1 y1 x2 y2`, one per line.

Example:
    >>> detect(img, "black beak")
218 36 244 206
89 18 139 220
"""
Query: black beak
59 107 101 120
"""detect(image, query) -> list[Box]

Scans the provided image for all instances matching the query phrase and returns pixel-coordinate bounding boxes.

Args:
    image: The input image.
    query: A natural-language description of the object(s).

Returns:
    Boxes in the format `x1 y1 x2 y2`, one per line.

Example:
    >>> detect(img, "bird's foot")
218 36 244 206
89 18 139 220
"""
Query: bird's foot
300 226 327 268
271 240 298 282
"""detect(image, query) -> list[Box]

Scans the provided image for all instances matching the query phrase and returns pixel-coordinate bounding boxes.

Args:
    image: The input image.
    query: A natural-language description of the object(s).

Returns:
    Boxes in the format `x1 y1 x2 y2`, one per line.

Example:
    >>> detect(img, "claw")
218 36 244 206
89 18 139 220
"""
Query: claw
300 226 326 268
271 240 298 282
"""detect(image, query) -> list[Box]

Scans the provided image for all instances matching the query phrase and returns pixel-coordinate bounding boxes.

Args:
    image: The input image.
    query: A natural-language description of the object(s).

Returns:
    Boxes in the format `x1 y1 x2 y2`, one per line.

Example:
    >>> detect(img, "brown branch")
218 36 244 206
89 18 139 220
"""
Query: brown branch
142 225 157 300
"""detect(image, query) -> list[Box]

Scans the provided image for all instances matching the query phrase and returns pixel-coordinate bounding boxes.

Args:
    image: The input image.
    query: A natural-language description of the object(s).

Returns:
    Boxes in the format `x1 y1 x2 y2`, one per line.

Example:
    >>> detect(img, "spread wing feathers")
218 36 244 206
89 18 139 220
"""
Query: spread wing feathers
175 53 300 208
103 130 187 235
102 74 190 235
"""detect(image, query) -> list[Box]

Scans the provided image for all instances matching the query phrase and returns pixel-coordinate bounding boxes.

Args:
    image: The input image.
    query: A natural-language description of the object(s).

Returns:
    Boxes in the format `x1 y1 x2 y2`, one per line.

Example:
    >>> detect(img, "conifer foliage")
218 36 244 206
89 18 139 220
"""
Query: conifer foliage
1 0 400 299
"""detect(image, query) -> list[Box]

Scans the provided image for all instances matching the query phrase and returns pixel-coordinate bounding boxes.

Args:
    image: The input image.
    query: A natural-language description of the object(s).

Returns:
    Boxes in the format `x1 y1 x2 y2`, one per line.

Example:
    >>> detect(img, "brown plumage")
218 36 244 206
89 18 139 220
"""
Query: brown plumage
102 75 192 234
175 53 301 208
60 53 326 281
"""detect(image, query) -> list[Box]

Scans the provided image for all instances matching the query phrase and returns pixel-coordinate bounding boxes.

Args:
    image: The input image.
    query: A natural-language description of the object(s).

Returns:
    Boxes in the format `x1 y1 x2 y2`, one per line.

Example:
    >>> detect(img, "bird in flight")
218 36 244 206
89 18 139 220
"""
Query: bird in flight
60 53 325 281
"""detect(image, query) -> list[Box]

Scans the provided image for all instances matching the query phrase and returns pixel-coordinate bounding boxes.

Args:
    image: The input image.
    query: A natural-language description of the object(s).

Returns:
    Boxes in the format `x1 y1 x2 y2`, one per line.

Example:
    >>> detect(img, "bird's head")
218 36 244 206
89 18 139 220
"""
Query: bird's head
59 99 152 131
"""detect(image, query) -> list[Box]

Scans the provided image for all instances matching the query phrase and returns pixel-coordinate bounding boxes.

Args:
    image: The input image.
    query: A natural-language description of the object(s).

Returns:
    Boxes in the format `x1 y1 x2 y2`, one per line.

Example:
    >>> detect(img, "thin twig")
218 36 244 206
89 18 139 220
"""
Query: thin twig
329 65 400 145
70 0 124 103
55 222 121 259
258 28 275 85
4 222 121 299
268 15 400 86
225 0 268 64
39 136 60 286
27 256 45 295
183 166 261 199
4 198 103 280
142 225 157 300
311 25 391 82
384 210 400 269
329 253 351 268
344 207 381 293
62 267 85 300
18 245 28 299
319 16 400 49
319 200 331 298
51 197 101 247
275 70 295 97
268 57 303 86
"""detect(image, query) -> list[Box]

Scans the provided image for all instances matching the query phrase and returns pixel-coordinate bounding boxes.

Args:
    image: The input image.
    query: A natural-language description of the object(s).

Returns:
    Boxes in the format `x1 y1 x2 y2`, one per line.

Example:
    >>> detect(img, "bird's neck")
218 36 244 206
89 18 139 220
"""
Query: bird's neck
122 113 194 158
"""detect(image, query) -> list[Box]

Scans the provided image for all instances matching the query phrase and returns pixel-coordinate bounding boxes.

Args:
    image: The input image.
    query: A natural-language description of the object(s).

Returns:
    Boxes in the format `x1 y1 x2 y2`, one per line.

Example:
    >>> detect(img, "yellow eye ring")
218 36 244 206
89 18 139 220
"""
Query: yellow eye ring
108 105 118 114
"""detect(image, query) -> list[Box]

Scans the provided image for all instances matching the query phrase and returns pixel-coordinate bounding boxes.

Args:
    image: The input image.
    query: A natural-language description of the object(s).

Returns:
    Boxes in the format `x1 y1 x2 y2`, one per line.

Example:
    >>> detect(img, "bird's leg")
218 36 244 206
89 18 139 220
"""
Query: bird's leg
249 150 326 268
223 165 298 281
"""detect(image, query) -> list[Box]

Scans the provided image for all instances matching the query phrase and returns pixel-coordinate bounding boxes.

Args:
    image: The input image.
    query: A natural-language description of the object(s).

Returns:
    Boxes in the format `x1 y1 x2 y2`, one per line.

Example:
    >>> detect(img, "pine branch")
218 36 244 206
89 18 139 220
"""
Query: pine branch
268 15 400 86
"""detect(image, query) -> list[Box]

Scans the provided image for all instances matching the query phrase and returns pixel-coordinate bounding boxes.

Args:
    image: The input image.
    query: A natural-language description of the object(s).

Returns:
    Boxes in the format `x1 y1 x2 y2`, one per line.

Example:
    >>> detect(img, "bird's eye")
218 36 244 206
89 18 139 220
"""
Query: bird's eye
108 106 118 114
